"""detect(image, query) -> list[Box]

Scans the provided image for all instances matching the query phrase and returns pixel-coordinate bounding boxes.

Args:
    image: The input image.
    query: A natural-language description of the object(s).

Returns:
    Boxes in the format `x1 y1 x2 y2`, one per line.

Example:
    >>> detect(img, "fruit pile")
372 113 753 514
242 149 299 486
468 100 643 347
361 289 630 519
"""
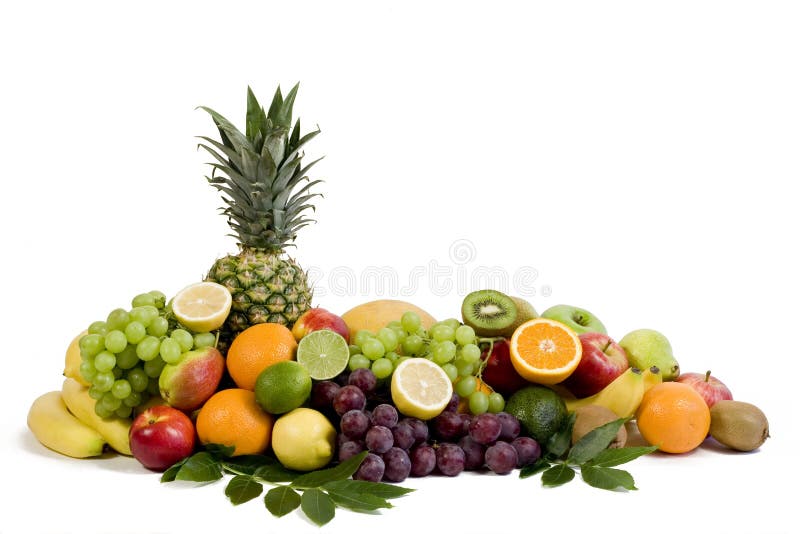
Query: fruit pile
27 84 770 526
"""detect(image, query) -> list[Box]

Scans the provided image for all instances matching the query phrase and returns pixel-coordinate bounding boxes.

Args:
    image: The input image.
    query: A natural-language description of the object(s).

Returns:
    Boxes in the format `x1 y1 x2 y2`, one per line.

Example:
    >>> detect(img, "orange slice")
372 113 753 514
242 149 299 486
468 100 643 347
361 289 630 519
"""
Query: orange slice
509 318 582 384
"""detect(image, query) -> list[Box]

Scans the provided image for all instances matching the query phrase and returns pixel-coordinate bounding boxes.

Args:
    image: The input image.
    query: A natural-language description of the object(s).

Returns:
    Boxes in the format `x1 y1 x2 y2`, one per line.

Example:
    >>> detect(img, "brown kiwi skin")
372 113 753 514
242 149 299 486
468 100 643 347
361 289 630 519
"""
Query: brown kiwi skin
572 405 627 448
709 400 769 452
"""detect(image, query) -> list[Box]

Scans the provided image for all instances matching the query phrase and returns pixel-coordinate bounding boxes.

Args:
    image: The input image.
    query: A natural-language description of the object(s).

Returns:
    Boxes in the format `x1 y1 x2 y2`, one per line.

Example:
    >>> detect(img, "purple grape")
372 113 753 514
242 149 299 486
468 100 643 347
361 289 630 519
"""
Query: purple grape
333 385 367 415
459 413 473 436
348 368 377 393
485 441 518 475
434 411 465 440
497 412 521 441
338 440 365 462
311 380 340 410
445 392 459 412
340 409 370 439
392 421 415 450
458 435 486 471
382 447 412 482
436 443 466 477
468 413 502 445
403 417 429 445
365 425 394 454
511 436 541 467
337 432 351 448
410 444 436 477
371 404 399 428
354 453 385 482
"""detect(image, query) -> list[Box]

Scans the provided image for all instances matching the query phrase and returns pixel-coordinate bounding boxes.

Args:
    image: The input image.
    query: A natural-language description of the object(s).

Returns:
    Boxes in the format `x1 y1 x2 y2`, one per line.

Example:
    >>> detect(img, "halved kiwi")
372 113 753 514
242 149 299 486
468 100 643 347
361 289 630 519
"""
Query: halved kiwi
461 289 518 336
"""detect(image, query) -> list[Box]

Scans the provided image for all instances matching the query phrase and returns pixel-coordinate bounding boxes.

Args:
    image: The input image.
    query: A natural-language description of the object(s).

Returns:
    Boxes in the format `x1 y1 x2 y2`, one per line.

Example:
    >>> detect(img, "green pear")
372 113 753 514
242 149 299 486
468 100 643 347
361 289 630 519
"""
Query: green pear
618 329 680 381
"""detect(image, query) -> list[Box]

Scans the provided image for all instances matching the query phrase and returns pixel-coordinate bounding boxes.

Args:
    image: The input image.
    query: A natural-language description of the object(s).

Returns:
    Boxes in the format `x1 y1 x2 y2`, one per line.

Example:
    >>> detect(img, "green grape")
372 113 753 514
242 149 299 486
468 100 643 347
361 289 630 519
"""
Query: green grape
384 351 400 364
149 290 167 309
94 351 116 373
79 360 97 383
93 371 115 392
94 402 113 419
171 329 194 352
361 338 385 361
127 367 149 392
442 363 458 382
460 343 481 364
104 330 127 354
455 376 477 397
442 318 461 332
123 391 143 407
455 359 474 377
100 392 122 412
455 325 476 346
402 334 424 355
431 324 455 343
348 353 371 371
112 366 123 379
159 338 182 364
386 321 402 330
377 327 399 352
115 405 133 419
371 358 393 379
432 341 457 365
130 305 159 327
193 332 216 349
132 292 157 308
348 344 362 356
469 391 489 415
136 336 161 361
79 334 105 357
124 321 147 345
111 379 132 400
401 311 421 334
393 356 411 369
143 357 166 378
115 345 139 370
88 321 108 336
147 316 169 337
147 377 161 396
488 392 505 413
106 308 131 331
88 386 105 400
353 329 374 347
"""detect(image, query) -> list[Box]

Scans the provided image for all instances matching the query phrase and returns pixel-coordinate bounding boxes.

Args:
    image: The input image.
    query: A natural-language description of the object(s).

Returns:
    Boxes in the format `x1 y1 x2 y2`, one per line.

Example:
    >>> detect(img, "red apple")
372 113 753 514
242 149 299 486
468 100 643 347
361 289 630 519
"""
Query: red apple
291 307 350 343
676 370 733 408
562 333 629 398
480 339 529 396
130 405 196 471
158 347 224 411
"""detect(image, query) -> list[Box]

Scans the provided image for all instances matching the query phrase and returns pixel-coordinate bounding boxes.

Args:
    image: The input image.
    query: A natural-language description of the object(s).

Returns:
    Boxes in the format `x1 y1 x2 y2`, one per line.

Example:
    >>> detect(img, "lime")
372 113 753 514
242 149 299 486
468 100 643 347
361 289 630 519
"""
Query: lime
296 329 350 380
390 357 453 420
505 385 567 443
271 408 336 471
254 360 312 415
171 281 232 333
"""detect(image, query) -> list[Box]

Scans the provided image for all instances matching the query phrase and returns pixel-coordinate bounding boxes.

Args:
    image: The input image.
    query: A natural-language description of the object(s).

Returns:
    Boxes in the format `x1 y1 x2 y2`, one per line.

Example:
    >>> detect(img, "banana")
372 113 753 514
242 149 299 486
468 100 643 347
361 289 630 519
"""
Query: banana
63 330 91 387
642 365 663 393
61 378 132 455
27 391 106 458
564 367 645 418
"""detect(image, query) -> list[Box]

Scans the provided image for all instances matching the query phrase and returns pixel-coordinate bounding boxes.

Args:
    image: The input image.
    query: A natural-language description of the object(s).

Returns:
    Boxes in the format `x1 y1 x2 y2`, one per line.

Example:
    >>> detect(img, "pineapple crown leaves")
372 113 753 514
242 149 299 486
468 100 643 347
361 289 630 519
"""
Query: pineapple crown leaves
197 83 324 251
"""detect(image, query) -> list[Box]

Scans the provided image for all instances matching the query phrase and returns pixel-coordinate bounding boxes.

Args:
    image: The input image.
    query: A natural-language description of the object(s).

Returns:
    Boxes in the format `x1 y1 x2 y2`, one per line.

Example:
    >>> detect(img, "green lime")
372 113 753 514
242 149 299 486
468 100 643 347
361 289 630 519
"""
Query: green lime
296 329 350 380
254 360 312 415
505 385 567 444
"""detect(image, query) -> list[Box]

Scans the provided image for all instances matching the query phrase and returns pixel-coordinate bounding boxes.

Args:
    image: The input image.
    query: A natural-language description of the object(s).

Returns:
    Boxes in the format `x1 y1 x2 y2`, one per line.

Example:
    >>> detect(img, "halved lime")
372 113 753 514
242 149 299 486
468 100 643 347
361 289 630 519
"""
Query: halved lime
296 329 350 380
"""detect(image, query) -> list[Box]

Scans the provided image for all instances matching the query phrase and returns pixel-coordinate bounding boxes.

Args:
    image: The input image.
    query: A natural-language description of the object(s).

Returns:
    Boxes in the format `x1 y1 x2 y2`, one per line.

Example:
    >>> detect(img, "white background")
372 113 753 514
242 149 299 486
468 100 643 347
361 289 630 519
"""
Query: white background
2 1 798 533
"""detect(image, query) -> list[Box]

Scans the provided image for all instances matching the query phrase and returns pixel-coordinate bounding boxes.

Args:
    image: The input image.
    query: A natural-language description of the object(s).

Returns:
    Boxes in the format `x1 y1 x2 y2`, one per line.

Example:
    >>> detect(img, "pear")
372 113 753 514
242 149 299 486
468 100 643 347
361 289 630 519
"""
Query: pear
159 347 224 411
618 329 680 381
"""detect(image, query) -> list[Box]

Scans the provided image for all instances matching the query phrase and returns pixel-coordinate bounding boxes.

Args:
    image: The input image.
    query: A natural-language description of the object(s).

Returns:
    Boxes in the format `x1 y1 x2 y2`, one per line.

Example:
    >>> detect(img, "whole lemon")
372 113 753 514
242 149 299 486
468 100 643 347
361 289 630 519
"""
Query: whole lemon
271 408 336 471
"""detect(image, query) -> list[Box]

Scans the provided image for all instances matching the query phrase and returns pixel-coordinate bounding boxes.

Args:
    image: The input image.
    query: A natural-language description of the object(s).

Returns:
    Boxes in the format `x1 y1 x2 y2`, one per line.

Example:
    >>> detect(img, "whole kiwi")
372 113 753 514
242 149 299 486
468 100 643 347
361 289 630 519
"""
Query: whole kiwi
572 405 627 448
709 400 769 452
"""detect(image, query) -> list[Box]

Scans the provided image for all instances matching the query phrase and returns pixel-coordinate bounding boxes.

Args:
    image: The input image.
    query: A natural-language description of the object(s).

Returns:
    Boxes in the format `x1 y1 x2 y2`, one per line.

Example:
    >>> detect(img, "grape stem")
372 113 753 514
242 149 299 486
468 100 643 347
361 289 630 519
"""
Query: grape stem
475 336 503 380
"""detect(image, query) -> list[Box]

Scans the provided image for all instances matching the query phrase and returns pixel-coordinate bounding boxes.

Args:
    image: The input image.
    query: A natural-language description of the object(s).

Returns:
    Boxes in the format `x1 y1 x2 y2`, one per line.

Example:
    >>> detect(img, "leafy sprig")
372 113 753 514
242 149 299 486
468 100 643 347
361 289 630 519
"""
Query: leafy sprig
162 447 413 526
520 413 658 491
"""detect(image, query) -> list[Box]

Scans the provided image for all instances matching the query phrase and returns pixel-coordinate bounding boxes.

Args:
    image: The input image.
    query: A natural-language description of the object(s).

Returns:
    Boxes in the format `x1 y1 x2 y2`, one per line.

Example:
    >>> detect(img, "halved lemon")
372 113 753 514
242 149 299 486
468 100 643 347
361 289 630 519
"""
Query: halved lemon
509 318 582 384
171 281 232 333
390 357 453 420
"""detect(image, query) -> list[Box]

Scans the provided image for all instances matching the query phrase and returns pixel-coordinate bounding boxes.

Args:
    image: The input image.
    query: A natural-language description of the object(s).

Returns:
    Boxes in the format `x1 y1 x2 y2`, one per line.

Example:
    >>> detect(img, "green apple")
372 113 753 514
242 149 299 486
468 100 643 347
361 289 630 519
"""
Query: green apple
540 304 607 335
618 328 680 381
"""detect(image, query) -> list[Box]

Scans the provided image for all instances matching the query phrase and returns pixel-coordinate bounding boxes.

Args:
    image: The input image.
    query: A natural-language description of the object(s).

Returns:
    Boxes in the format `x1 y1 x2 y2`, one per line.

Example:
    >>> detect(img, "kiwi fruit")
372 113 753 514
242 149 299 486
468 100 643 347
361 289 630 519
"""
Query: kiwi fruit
572 405 627 448
709 400 769 452
461 289 518 336
498 296 539 337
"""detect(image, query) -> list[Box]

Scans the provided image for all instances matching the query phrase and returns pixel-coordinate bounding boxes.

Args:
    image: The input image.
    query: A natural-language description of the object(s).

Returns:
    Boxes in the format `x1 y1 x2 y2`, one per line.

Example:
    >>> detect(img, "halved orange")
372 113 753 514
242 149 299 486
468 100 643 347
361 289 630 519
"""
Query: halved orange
509 318 582 384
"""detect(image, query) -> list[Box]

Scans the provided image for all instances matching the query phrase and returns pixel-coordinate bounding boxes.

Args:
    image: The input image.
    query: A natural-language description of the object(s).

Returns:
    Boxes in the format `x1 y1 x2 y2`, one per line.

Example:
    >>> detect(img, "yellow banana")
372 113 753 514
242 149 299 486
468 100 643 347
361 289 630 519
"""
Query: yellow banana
27 391 106 458
564 368 645 418
642 365 663 393
63 330 91 387
61 378 132 455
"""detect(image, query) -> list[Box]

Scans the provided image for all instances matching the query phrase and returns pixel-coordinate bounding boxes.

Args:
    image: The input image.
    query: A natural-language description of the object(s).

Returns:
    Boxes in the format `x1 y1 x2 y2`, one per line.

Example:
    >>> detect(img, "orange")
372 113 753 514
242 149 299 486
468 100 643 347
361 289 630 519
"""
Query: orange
196 388 274 456
226 323 297 390
636 382 711 454
509 318 582 384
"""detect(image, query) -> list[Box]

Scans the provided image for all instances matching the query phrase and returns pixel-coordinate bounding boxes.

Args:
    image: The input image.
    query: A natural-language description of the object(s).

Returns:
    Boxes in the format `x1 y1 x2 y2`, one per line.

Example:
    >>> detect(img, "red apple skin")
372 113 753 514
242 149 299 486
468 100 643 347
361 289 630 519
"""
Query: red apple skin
291 308 350 343
130 405 196 471
480 339 530 396
159 347 224 411
676 371 733 408
562 333 629 398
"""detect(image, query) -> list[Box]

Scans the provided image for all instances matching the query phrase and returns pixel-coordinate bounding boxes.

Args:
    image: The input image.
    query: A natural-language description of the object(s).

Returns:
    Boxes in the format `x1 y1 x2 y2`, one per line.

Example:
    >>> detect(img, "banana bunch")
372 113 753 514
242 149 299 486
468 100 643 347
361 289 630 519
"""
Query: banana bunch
564 366 662 418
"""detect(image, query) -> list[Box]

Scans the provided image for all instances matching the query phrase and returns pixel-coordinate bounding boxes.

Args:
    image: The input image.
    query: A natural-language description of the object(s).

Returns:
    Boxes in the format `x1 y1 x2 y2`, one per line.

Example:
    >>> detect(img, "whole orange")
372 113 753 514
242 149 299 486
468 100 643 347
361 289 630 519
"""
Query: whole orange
226 323 297 390
636 382 711 454
195 388 274 456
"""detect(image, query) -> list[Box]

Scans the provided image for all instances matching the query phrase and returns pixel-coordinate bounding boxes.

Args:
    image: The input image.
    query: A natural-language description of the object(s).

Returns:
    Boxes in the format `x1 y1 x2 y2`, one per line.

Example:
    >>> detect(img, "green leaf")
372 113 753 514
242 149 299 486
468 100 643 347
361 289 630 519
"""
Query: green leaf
225 475 264 505
254 463 301 483
174 452 223 483
203 442 236 458
322 479 414 500
588 446 659 468
301 488 336 526
264 486 301 517
325 487 392 512
290 452 367 489
518 458 551 479
541 463 576 487
160 457 188 482
221 454 277 476
580 465 637 491
568 418 626 465
545 412 576 459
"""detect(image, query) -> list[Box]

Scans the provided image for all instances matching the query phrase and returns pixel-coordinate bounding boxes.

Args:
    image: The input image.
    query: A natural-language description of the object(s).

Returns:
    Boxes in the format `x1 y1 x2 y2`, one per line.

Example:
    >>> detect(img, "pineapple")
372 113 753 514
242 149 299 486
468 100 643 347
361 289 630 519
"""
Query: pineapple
200 84 321 342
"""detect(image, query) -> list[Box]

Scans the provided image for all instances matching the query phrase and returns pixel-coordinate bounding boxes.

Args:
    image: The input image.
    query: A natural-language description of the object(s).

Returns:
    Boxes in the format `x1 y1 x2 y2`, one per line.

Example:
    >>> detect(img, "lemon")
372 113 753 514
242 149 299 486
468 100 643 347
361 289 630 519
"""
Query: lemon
254 361 312 415
271 408 336 471
171 281 232 333
296 329 350 380
390 357 453 420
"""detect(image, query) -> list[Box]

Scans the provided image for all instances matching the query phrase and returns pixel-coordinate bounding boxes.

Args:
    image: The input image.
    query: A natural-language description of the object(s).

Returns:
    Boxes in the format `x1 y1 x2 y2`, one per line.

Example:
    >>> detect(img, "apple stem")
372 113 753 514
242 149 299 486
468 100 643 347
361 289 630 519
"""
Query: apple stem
704 370 712 383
